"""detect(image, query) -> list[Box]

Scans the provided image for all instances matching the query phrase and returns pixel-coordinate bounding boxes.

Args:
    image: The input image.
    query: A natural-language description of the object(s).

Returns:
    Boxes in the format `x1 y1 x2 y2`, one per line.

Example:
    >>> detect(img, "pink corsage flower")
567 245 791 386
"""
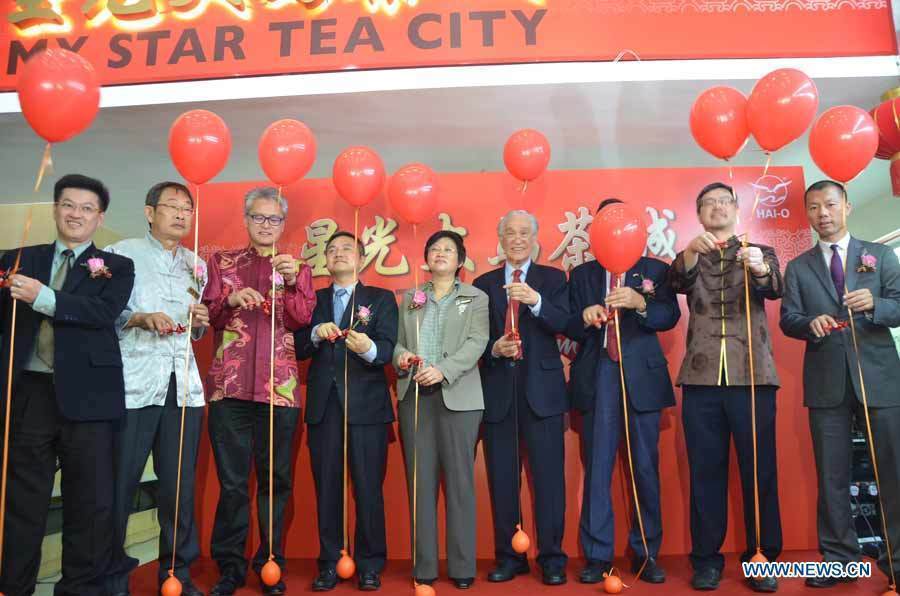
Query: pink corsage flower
410 289 427 310
84 257 112 279
857 251 877 273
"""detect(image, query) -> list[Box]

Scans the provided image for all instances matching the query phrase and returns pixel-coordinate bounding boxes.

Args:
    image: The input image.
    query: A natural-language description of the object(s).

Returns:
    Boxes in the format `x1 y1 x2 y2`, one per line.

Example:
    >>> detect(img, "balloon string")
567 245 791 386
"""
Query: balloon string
613 274 650 580
170 186 201 576
839 199 897 591
342 208 360 555
33 143 53 194
412 223 420 584
749 154 772 215
268 187 281 562
520 180 528 195
740 234 763 556
0 205 34 573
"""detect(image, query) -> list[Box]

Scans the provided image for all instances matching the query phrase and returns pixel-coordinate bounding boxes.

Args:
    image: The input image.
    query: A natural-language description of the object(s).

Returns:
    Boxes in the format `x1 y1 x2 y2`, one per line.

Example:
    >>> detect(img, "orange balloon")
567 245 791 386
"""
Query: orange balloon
160 575 182 596
337 550 356 579
415 583 436 596
750 552 768 564
511 525 530 554
261 560 281 586
882 590 899 596
603 573 624 594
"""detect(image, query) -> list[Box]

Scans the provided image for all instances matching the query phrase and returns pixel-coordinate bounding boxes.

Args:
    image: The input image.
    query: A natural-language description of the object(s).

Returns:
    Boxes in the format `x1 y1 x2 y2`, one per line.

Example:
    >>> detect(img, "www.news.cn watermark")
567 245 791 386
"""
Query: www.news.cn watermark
742 561 872 579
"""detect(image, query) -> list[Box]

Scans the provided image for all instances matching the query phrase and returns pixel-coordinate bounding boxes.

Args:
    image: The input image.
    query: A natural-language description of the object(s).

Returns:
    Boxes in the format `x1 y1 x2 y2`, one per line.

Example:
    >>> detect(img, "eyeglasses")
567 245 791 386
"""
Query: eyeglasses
247 213 285 226
156 203 194 216
428 246 457 255
699 197 737 208
57 200 100 216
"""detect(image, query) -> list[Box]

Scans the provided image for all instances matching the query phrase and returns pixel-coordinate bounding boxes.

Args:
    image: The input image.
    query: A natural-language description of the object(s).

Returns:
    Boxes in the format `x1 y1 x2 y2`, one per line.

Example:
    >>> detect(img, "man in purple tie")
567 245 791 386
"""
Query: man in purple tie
780 180 900 589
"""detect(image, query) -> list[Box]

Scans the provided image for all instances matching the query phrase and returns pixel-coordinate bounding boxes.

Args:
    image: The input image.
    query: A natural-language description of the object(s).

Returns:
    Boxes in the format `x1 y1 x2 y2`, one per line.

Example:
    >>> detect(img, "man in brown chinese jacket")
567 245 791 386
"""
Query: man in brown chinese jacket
670 182 783 593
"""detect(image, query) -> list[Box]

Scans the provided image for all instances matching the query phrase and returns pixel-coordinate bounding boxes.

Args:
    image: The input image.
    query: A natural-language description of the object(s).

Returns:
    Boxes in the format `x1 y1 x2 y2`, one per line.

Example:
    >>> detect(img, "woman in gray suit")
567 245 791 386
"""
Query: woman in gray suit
394 230 489 589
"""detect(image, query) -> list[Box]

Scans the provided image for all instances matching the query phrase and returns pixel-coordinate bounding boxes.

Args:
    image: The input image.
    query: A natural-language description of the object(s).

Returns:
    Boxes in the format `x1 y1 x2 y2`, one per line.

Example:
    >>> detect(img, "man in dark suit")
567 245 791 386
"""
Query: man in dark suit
474 210 570 586
566 198 680 585
295 231 398 592
780 180 900 589
0 174 135 596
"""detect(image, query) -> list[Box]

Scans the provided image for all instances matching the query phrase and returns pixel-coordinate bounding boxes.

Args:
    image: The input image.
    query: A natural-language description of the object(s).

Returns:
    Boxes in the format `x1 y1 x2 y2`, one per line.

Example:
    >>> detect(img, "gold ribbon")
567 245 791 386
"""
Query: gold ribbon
33 143 53 194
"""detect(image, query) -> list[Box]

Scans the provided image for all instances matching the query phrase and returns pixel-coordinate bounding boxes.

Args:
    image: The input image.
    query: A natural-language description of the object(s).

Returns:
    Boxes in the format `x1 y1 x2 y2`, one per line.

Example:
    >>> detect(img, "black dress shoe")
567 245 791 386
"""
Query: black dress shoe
451 577 474 589
312 568 339 591
111 592 130 596
578 561 611 584
415 578 436 586
747 576 778 592
542 566 567 586
358 571 381 591
633 558 666 583
262 579 287 595
210 575 245 596
805 576 857 588
487 560 530 582
691 567 722 590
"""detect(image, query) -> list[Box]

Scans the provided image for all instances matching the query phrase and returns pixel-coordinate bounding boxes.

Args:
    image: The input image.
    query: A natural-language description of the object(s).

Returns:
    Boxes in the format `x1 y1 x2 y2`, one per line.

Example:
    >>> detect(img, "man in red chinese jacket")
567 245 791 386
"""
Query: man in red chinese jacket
202 187 315 596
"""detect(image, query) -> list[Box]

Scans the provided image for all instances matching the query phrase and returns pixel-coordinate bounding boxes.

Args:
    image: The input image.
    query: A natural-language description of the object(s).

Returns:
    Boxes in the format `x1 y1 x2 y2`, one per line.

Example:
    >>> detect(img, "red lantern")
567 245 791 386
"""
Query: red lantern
871 88 900 196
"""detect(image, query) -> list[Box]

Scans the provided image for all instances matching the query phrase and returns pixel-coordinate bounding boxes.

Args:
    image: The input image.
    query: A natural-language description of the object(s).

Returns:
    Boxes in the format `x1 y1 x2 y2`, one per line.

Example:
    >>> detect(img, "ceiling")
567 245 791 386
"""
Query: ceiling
0 73 897 238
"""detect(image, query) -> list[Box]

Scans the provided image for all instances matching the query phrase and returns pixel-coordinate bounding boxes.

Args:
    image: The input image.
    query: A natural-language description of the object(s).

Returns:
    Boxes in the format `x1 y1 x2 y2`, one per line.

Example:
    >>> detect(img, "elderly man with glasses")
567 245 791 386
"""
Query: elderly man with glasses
103 181 210 596
202 187 316 596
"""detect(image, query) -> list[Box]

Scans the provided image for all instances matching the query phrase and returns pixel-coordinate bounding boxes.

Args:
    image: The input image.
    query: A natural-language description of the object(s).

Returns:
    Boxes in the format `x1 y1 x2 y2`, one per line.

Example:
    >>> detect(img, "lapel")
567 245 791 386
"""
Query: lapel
488 267 508 325
845 237 862 294
345 281 370 328
34 243 55 286
61 243 96 293
405 287 426 352
442 283 477 353
521 262 542 317
807 245 839 305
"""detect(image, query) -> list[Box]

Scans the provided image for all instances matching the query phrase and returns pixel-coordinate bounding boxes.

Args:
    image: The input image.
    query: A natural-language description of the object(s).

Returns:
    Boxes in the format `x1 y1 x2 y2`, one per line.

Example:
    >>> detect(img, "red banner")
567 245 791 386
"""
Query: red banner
1 0 895 91
189 166 817 559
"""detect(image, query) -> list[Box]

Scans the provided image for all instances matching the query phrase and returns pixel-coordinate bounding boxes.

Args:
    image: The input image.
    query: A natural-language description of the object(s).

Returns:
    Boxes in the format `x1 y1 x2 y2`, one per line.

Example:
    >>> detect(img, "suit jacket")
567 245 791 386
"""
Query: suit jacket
393 282 489 412
669 236 782 387
566 258 680 413
295 282 398 425
474 263 570 423
780 237 900 408
0 243 134 421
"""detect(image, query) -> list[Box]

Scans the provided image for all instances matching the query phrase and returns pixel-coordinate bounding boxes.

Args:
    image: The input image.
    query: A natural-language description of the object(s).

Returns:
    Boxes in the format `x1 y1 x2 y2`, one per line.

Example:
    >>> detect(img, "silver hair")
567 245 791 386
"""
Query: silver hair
497 209 539 238
244 187 288 216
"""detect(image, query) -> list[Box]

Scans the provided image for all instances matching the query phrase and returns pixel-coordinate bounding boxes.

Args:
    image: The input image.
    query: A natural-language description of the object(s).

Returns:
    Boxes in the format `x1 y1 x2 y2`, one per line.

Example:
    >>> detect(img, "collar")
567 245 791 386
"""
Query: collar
333 281 359 296
53 239 92 260
818 233 851 254
505 259 532 280
146 231 184 258
248 244 276 258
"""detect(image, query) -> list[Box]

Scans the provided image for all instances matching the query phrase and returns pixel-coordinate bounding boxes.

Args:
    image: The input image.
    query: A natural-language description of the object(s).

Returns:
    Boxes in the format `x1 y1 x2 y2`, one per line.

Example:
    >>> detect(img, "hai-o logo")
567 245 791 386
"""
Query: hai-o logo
749 175 792 219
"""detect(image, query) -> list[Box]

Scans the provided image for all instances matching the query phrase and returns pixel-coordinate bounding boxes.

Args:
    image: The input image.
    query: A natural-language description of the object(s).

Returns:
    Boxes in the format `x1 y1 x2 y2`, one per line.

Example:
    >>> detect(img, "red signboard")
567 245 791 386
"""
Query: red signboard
1 0 896 91
187 166 818 559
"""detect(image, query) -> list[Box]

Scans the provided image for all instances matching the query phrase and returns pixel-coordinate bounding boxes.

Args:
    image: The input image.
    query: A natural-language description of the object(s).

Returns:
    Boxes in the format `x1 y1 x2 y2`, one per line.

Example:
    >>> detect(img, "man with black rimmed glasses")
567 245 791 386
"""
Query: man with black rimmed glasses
202 187 316 596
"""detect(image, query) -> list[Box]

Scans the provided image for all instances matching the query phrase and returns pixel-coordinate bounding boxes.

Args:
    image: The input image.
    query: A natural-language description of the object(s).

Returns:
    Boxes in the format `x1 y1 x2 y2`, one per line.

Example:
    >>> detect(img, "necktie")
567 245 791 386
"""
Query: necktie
606 274 620 362
36 249 74 368
333 288 348 325
830 244 845 300
503 269 523 360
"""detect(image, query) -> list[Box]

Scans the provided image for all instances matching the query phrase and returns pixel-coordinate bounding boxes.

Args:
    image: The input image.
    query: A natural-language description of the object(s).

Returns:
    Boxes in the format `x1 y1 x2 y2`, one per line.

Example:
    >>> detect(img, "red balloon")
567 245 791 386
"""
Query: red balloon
504 129 551 182
258 119 317 186
160 575 182 596
17 49 100 143
169 110 231 185
747 68 819 153
809 106 879 183
333 147 385 208
511 524 530 554
388 163 439 225
336 550 356 579
589 202 647 275
690 86 749 160
260 560 281 586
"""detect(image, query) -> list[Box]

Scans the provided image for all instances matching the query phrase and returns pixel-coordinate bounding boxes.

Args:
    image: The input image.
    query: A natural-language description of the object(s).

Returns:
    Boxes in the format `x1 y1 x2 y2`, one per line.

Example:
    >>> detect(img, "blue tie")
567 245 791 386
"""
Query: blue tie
334 288 348 324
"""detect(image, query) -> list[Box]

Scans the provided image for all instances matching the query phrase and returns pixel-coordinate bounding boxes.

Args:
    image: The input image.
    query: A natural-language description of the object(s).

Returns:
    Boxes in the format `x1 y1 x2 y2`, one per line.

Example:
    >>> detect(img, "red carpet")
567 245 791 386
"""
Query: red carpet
132 552 893 595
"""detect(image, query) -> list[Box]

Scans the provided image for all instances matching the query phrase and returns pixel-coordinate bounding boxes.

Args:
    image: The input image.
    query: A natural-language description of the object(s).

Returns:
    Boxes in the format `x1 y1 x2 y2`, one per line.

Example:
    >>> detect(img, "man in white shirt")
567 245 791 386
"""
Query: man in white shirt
104 181 209 596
